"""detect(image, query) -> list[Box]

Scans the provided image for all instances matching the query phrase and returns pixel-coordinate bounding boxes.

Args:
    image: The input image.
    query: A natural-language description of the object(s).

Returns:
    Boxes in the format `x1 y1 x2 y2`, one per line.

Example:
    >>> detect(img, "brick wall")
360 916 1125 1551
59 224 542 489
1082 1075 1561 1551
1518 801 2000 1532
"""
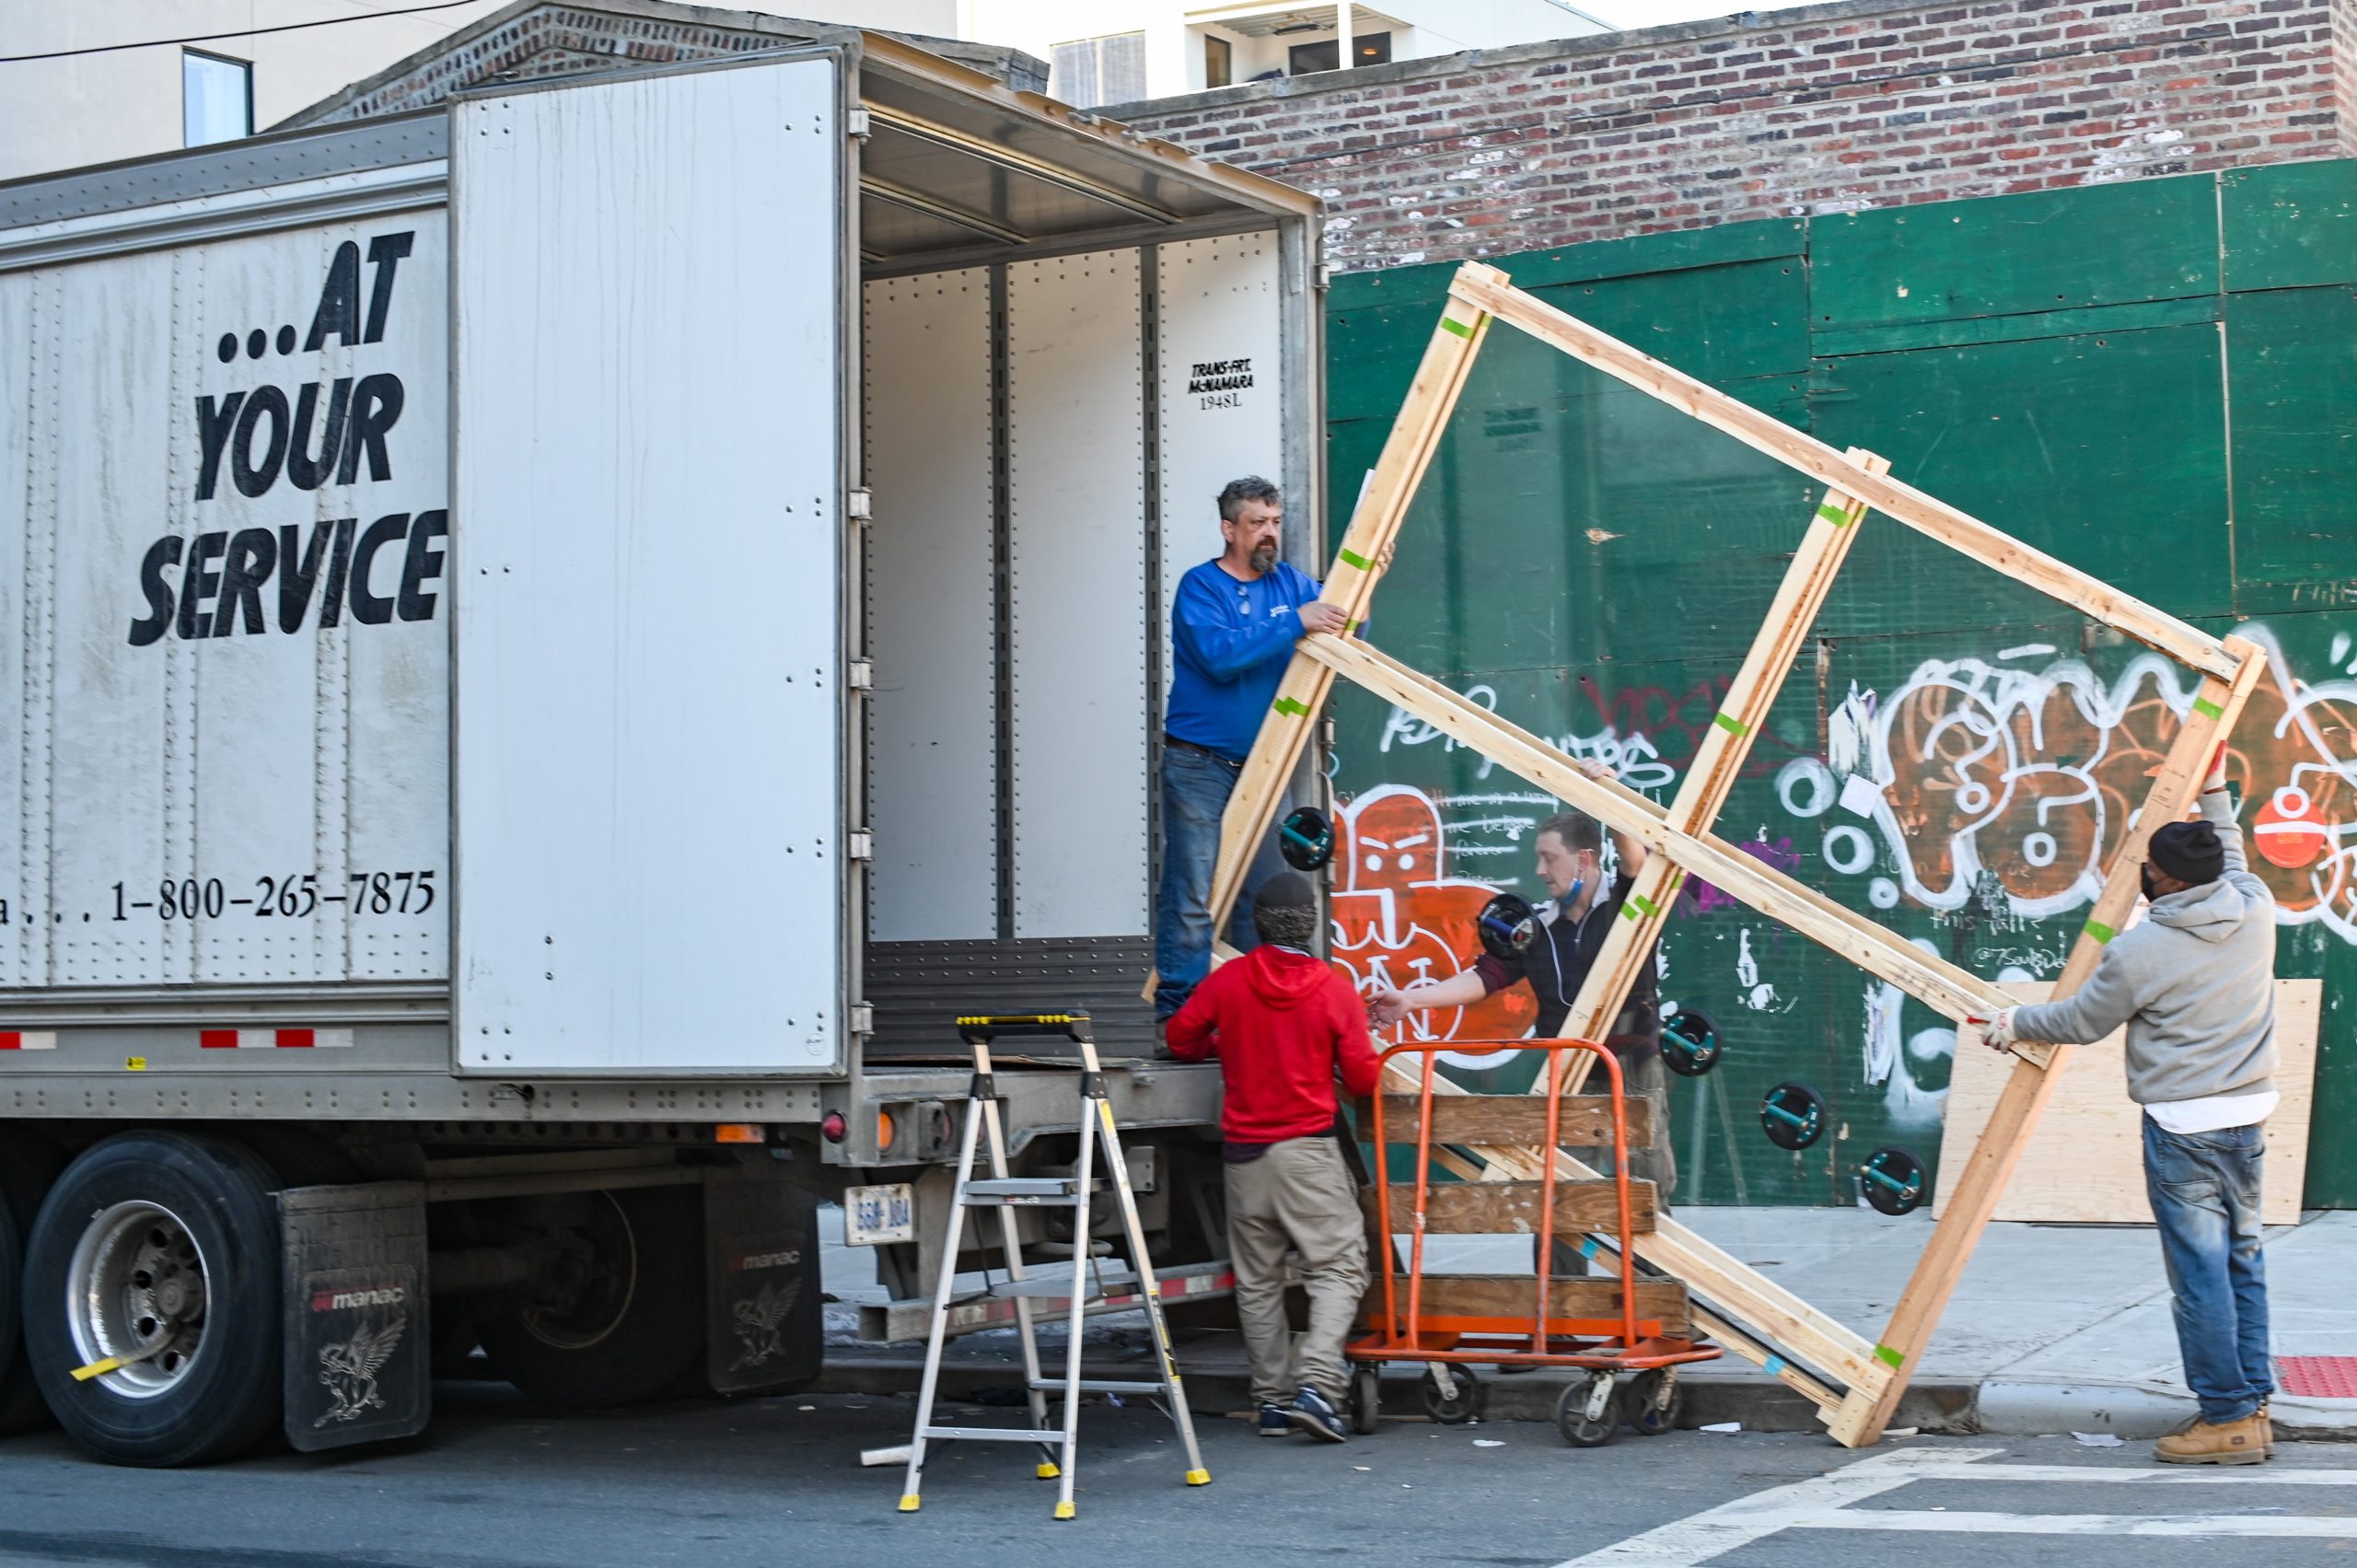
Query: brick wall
1106 0 2349 272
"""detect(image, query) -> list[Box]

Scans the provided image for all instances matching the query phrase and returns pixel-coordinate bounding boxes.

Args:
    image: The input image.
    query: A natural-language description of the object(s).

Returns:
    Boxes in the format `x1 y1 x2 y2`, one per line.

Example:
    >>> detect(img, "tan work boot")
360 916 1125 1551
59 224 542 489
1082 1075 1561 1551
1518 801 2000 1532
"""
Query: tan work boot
2257 1400 2276 1458
2154 1411 2269 1466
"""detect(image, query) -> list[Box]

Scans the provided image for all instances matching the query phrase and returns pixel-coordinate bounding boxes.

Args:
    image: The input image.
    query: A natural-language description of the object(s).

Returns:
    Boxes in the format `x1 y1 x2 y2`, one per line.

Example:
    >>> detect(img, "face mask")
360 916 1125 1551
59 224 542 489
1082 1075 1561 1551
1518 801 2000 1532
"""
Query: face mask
1560 877 1585 911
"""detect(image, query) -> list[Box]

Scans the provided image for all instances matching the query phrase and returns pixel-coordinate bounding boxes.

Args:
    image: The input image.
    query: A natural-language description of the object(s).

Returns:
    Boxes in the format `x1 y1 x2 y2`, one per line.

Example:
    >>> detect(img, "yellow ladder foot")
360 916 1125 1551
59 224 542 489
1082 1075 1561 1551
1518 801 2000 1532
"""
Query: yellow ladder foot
1185 1468 1211 1486
899 1495 922 1513
1053 1501 1077 1520
1036 1462 1061 1479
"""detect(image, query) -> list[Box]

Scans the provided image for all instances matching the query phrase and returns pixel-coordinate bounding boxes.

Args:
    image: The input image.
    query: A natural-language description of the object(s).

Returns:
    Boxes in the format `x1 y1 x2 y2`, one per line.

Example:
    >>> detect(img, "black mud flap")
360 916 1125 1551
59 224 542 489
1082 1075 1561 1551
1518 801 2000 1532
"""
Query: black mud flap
281 1182 430 1452
704 1173 822 1395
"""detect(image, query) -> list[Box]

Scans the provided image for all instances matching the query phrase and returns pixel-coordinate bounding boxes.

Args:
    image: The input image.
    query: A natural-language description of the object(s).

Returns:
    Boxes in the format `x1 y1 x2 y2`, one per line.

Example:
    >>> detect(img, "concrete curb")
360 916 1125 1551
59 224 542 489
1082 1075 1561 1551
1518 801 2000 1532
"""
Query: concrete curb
1977 1376 2357 1441
815 1353 1977 1437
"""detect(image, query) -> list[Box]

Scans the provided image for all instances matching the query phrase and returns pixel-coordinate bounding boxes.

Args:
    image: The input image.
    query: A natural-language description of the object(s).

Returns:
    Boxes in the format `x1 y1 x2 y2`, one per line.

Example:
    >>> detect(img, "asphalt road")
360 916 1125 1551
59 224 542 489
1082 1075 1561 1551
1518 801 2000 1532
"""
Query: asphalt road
1 1385 2352 1567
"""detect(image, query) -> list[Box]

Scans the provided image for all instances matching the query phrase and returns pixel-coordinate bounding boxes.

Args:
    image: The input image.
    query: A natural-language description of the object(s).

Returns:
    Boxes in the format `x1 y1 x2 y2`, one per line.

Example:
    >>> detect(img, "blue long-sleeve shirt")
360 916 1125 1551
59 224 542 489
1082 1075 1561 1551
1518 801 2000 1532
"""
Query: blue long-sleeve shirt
1165 559 1323 761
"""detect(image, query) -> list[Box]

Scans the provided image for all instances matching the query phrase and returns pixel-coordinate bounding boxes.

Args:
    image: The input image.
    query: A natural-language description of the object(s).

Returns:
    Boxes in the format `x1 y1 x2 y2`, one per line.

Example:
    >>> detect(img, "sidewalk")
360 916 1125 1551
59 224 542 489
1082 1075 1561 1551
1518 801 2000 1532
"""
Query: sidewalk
815 1203 2357 1440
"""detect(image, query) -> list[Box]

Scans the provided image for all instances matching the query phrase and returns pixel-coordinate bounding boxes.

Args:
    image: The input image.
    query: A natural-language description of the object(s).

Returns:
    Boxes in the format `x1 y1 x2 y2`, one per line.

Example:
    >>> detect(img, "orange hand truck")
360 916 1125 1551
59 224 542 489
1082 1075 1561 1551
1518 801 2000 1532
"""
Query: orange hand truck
1344 1038 1720 1446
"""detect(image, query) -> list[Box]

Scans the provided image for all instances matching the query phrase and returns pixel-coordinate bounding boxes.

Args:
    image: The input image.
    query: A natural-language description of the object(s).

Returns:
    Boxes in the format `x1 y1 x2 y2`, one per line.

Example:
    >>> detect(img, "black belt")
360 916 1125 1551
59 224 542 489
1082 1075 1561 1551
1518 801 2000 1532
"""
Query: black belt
1164 735 1244 768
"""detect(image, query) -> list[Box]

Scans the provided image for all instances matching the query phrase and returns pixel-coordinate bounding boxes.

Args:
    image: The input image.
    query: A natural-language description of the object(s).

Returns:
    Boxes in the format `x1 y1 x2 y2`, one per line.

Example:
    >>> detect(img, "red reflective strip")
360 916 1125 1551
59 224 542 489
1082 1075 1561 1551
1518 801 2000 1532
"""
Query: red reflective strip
276 1029 315 1049
0 1032 18 1050
200 1029 238 1050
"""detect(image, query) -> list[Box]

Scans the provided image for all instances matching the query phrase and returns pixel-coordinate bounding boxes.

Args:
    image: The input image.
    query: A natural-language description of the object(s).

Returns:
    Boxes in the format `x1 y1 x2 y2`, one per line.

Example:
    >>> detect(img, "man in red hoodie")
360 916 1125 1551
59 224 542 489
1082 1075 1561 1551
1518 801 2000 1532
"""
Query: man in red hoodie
1166 871 1383 1443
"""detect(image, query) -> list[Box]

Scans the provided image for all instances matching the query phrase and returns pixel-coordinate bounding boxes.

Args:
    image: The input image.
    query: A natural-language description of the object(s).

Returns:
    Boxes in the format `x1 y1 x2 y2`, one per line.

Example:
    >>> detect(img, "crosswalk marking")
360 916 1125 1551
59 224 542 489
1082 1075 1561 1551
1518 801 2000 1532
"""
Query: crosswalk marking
1557 1446 2357 1566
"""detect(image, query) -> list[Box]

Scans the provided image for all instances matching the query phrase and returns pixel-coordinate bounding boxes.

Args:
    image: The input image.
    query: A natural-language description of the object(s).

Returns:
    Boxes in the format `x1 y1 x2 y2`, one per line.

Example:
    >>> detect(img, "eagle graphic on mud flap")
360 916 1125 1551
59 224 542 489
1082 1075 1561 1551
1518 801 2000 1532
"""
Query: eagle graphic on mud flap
729 1279 800 1371
315 1316 407 1427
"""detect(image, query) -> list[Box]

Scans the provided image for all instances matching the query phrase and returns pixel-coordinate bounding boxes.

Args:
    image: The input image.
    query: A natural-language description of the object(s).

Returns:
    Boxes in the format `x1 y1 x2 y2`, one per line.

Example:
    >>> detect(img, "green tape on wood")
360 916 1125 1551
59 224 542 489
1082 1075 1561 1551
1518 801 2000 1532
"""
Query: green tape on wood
1273 697 1309 717
1338 547 1374 571
1628 893 1660 919
1874 1343 1904 1369
1344 618 1361 633
1440 315 1474 339
2193 696 2224 719
1713 712 1750 738
2084 919 2116 945
1817 500 1854 527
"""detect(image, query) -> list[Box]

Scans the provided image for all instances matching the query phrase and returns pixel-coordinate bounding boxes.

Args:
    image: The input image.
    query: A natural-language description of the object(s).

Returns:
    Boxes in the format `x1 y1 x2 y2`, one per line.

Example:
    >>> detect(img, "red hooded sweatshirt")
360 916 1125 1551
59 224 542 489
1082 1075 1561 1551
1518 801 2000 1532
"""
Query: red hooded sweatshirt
1166 946 1384 1144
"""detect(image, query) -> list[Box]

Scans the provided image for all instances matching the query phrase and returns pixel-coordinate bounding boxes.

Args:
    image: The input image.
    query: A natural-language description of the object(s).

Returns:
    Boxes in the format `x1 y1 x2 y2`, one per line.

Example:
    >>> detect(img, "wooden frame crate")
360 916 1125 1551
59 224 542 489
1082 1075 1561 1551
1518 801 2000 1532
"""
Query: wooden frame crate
1205 260 2268 1447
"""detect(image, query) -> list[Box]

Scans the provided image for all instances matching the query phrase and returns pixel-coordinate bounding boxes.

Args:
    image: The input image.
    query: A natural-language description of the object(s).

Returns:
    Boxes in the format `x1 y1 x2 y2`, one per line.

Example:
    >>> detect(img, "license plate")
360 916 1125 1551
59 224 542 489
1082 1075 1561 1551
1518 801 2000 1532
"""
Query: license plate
844 1182 915 1246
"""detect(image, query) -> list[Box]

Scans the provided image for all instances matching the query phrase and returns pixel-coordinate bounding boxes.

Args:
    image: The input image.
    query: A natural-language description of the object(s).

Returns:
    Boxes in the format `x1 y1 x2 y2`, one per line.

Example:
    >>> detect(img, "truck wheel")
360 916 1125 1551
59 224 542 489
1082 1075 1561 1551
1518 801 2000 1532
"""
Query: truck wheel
0 1134 66 1434
22 1132 284 1467
480 1186 704 1408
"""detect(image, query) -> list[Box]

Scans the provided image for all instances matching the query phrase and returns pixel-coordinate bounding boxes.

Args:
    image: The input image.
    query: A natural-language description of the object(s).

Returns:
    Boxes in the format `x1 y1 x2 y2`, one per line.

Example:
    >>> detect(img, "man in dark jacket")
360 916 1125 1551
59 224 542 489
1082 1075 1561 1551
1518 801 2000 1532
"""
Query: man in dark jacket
1166 872 1382 1443
1365 760 1674 1202
1983 749 2279 1465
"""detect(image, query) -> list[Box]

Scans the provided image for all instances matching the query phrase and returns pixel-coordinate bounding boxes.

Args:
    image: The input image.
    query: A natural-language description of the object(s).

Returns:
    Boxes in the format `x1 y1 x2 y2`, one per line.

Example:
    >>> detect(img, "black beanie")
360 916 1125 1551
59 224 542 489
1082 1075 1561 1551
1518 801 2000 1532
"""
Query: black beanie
1254 871 1319 949
2148 819 2224 887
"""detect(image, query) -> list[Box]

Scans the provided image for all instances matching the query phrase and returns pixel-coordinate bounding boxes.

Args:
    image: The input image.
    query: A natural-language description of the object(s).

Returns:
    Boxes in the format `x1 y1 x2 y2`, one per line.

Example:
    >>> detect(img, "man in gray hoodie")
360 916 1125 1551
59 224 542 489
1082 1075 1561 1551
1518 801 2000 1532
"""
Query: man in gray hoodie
1983 748 2278 1465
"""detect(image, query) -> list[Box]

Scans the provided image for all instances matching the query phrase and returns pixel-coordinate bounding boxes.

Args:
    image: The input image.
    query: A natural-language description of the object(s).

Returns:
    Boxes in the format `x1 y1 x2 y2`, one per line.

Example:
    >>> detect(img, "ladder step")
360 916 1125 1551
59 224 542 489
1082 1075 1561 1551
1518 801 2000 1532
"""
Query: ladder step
989 1273 1137 1299
963 1177 1094 1197
922 1425 1066 1444
1031 1378 1165 1394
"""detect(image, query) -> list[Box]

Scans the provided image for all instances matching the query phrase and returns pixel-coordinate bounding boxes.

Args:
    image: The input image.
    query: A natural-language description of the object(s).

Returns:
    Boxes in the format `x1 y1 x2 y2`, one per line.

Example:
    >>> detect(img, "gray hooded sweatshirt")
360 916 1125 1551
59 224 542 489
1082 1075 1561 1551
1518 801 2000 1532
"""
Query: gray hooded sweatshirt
2011 790 2277 1105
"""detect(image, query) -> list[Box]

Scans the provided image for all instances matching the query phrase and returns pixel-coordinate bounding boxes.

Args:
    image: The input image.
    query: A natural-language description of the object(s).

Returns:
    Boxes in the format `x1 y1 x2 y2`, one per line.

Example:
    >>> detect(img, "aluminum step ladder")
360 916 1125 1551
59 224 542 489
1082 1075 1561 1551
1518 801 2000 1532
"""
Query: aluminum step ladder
896 1013 1209 1521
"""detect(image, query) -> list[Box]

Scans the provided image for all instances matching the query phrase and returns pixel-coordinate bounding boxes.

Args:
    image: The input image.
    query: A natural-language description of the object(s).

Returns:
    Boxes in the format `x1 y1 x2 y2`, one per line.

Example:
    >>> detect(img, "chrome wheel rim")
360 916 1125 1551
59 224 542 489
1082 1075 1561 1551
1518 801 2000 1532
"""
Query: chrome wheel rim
65 1201 211 1398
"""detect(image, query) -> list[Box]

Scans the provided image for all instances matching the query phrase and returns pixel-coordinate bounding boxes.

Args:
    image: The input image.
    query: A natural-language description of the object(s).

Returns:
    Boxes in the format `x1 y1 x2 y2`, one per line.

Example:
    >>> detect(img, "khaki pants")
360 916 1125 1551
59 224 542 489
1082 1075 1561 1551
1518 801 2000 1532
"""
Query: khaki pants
1224 1135 1369 1408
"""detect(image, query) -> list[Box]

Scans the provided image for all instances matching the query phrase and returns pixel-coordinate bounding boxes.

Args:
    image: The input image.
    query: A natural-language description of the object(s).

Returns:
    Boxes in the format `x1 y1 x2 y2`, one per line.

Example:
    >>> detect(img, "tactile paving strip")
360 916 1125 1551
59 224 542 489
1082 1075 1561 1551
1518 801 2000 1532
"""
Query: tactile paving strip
2276 1356 2357 1399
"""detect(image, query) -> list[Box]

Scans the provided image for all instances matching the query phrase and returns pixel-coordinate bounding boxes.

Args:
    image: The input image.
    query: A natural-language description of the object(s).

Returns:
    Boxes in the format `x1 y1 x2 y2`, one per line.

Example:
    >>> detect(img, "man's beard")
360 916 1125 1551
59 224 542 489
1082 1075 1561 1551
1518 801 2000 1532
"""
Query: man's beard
2142 865 2164 902
1248 540 1277 574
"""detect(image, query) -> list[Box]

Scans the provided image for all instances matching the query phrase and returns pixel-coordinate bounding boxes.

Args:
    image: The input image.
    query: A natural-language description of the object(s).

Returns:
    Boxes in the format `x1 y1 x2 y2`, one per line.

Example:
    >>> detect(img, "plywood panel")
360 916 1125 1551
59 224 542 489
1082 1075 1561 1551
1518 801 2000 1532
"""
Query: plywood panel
1364 1179 1655 1236
1933 978 2320 1225
1362 1274 1691 1335
1355 1093 1654 1149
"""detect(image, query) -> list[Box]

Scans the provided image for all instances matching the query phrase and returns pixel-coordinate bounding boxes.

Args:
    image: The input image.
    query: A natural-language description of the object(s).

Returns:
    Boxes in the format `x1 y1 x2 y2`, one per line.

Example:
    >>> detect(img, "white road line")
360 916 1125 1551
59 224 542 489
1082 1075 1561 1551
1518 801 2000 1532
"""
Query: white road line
1796 1509 2357 1539
1553 1446 2005 1565
1881 1461 2357 1487
1557 1450 2357 1566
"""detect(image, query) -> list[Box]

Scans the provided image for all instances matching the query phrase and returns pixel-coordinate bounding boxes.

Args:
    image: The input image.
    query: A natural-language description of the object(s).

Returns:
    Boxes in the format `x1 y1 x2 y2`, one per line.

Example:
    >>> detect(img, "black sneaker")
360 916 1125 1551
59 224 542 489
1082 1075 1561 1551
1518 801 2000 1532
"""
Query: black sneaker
1287 1384 1348 1443
1258 1403 1293 1437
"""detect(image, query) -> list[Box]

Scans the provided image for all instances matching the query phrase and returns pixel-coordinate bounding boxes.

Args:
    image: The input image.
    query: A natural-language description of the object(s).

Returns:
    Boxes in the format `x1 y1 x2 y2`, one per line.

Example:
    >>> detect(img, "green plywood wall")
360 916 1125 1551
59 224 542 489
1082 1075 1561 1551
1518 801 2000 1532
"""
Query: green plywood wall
1321 160 2357 1209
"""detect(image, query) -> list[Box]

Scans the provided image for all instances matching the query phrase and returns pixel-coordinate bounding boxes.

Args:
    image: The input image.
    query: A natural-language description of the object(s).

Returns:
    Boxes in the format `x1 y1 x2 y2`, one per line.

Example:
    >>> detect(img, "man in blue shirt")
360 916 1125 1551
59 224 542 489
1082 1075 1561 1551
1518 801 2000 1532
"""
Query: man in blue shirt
1155 477 1346 1022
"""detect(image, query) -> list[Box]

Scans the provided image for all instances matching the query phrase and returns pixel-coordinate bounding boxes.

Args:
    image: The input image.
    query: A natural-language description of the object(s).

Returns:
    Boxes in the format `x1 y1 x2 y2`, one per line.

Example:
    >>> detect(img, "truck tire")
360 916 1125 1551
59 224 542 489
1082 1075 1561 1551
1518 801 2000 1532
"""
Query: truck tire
0 1133 65 1434
479 1185 704 1409
21 1132 284 1467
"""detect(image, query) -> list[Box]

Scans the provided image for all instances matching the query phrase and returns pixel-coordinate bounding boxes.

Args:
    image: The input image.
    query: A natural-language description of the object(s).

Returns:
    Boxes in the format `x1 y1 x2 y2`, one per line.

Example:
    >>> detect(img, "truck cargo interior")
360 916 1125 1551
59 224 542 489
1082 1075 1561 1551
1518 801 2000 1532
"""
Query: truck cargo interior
853 39 1321 1063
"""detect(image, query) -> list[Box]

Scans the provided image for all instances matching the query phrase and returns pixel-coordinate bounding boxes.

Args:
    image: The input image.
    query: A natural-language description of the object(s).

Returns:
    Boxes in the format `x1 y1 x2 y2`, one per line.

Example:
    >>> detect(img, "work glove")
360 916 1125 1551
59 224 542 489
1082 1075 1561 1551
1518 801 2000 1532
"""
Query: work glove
1970 1009 2017 1051
2203 742 2230 795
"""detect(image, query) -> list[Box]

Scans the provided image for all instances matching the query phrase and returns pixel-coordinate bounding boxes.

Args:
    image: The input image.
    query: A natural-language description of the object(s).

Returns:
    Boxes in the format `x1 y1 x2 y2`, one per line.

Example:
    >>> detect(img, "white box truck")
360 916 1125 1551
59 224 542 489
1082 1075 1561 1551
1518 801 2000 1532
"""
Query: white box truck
0 33 1322 1465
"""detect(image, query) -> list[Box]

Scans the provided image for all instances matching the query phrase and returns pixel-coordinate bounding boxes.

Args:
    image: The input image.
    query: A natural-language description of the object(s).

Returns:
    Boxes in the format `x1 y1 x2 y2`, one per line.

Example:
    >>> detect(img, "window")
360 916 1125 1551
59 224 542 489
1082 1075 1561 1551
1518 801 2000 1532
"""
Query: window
183 49 251 147
1050 31 1147 109
1288 31 1391 75
1204 34 1232 90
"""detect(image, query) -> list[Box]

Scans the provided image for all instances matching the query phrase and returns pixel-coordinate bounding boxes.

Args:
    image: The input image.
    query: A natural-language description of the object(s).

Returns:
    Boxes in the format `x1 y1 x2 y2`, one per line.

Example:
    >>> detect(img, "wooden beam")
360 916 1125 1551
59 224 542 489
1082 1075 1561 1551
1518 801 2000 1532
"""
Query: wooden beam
1303 633 2014 1023
1367 1179 1655 1236
1358 1093 1654 1148
1824 633 2269 1447
1550 453 1888 1092
1199 264 1506 941
1448 270 2240 682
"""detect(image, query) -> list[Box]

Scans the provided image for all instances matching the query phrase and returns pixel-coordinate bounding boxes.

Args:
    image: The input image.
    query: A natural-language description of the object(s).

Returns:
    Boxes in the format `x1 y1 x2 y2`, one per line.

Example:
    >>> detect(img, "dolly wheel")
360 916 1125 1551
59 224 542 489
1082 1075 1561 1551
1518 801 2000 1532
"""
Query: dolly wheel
1625 1368 1679 1436
1420 1365 1483 1425
1557 1376 1620 1447
1350 1365 1382 1434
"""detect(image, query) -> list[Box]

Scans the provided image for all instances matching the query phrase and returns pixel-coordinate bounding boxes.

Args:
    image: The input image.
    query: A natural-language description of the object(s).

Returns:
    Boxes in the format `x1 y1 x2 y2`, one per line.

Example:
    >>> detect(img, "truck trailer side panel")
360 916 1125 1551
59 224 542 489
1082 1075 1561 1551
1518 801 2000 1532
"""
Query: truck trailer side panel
0 213 451 996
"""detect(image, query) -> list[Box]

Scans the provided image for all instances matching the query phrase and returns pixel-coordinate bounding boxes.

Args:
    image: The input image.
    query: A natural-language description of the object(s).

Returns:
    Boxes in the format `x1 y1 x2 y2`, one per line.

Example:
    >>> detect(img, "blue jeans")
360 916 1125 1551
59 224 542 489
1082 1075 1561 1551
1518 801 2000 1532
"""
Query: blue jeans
1155 745 1286 1021
2142 1115 2273 1424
